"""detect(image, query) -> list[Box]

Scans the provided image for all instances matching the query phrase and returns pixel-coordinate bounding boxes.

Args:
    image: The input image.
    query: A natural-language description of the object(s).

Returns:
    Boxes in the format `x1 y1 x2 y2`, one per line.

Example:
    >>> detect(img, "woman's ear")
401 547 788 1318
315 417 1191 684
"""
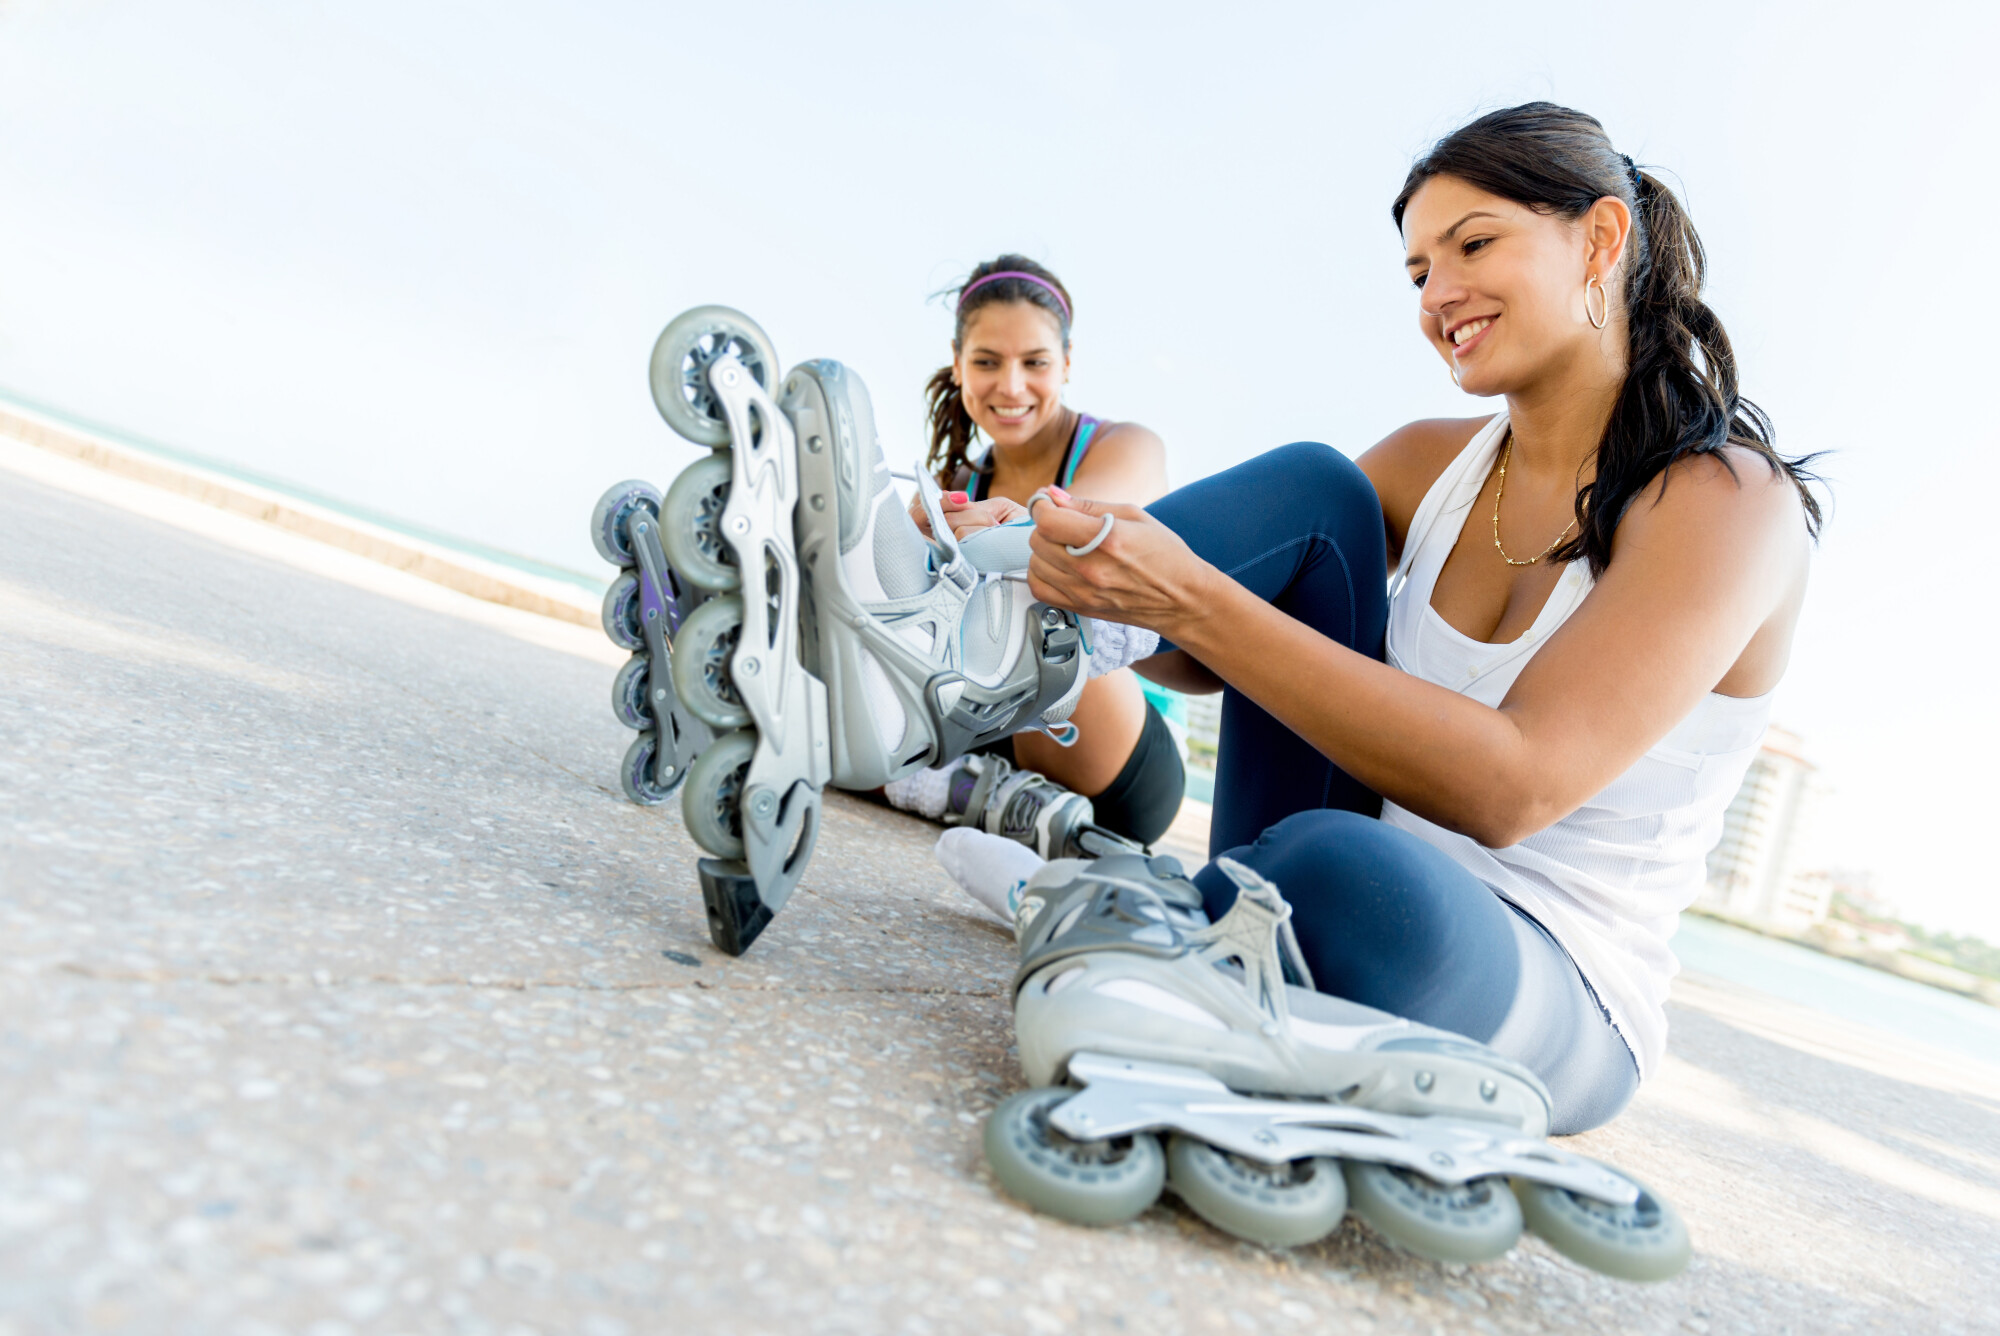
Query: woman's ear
1584 195 1634 281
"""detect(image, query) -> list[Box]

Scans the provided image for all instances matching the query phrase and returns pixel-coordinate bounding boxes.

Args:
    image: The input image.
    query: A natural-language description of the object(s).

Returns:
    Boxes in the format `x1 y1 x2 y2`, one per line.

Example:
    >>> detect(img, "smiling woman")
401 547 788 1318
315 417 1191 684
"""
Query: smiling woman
880 255 1186 854
937 104 1826 1139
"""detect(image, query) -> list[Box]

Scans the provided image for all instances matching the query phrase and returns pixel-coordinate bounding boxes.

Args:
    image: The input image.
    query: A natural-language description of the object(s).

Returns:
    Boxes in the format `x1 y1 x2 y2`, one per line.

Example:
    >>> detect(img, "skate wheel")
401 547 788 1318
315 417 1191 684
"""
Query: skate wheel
983 1088 1165 1228
612 653 656 731
649 305 781 446
671 595 751 730
660 453 741 593
1343 1162 1523 1264
1165 1137 1347 1248
620 730 682 805
590 479 661 568
682 729 755 860
602 572 646 650
1513 1163 1690 1281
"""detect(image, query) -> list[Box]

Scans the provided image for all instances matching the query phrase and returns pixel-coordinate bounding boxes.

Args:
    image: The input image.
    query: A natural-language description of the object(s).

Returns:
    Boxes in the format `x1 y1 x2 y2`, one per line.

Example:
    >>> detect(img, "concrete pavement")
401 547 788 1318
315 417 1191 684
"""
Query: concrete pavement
3 438 1997 1335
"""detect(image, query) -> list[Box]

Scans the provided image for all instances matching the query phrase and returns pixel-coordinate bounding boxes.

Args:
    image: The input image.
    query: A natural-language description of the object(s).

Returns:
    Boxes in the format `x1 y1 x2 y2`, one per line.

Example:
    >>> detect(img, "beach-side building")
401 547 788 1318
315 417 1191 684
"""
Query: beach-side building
1699 725 1830 933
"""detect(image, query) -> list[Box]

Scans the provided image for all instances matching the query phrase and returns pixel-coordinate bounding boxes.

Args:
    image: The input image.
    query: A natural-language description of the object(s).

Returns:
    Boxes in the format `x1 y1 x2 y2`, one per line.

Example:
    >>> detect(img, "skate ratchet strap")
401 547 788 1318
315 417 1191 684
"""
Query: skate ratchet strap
1027 489 1117 557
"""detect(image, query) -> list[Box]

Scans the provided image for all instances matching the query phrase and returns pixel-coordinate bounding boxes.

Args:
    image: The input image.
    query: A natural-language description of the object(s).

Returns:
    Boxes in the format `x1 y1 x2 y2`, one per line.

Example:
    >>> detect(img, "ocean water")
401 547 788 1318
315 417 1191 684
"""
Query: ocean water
1671 913 2000 1066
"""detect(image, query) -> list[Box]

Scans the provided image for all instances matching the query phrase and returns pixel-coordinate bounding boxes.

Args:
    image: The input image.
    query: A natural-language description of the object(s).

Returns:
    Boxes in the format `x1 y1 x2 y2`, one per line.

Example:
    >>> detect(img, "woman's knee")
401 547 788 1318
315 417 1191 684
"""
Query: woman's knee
1253 442 1381 524
1198 808 1412 916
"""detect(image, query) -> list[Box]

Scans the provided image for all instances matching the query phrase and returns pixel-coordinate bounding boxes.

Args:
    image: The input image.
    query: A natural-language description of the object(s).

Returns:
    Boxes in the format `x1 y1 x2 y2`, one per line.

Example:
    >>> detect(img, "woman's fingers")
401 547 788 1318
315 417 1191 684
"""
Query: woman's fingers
1026 490 1209 633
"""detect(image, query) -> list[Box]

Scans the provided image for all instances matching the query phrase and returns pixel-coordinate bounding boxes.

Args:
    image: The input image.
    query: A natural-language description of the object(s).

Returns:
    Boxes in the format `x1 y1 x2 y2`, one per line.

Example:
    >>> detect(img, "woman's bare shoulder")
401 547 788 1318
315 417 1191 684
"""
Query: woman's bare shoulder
1358 416 1494 546
1070 419 1168 503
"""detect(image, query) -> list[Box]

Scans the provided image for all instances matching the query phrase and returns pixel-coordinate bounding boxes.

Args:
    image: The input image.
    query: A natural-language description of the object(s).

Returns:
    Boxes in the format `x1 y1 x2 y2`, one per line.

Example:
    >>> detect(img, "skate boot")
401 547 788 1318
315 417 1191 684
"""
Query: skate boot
939 753 1146 860
982 855 1691 1280
589 306 1091 956
886 754 1148 860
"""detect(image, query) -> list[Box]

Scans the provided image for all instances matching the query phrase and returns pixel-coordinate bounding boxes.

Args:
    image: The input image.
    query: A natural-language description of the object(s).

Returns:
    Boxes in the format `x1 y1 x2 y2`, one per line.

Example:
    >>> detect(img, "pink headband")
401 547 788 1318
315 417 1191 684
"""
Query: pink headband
958 270 1071 322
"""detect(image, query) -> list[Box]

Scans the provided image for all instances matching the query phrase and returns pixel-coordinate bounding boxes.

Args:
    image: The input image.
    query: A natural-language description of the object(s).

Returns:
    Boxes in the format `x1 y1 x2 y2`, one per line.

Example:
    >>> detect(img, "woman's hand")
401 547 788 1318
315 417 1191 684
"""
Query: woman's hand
1025 486 1218 638
911 491 1030 540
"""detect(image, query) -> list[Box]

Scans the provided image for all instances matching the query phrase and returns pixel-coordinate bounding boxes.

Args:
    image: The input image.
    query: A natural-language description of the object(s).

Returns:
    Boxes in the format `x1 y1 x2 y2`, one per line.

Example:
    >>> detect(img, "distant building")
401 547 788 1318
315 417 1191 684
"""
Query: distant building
1183 690 1222 768
1699 725 1829 932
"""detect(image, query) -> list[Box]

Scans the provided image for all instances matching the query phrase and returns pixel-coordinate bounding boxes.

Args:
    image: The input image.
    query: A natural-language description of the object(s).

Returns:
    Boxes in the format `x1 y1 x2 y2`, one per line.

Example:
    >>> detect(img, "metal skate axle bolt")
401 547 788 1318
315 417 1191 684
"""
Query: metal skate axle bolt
739 657 760 676
1480 1080 1497 1101
729 517 749 535
1414 1071 1435 1093
749 789 776 818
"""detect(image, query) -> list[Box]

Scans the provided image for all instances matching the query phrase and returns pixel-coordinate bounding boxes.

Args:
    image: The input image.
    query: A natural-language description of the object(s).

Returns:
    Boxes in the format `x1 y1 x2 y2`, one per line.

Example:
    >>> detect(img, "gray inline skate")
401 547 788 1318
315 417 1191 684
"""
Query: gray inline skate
983 854 1690 1280
591 306 1091 955
938 751 1148 860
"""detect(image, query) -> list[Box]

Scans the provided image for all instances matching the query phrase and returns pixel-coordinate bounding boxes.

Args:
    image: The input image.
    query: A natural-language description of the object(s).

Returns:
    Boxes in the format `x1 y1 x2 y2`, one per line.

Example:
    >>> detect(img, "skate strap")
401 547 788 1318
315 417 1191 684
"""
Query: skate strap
911 461 975 589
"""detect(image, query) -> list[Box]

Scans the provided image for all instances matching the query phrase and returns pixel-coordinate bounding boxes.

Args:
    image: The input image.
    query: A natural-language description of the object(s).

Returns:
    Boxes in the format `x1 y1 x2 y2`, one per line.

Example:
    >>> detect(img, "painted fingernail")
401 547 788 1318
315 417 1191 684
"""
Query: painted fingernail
1048 485 1071 503
948 491 968 504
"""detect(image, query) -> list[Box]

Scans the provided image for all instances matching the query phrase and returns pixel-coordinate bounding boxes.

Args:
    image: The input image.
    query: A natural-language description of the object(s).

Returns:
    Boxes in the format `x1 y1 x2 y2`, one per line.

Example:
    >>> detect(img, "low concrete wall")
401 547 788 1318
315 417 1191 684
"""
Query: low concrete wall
0 402 602 630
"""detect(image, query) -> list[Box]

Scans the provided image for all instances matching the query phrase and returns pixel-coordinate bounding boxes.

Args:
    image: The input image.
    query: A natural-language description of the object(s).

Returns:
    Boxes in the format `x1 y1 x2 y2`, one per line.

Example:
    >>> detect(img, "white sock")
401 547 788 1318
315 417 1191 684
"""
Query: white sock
885 765 951 819
1084 619 1162 678
936 828 1046 928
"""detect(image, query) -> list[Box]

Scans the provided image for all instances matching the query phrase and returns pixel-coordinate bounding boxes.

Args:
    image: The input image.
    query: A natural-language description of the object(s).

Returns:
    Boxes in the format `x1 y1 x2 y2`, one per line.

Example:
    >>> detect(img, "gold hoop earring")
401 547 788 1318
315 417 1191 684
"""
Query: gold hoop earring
1585 275 1609 330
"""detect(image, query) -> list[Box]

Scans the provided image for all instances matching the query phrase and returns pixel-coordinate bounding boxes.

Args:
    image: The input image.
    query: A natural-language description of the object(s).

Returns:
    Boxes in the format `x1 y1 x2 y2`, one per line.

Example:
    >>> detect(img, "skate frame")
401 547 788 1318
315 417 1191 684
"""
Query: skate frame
700 354 832 953
1053 1053 1640 1206
627 510 717 790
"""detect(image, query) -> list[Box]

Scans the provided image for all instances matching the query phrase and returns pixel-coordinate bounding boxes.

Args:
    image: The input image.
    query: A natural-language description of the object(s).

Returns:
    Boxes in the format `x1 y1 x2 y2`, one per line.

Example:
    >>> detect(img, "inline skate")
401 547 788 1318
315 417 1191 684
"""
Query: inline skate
982 854 1691 1280
591 306 1091 955
888 750 1150 860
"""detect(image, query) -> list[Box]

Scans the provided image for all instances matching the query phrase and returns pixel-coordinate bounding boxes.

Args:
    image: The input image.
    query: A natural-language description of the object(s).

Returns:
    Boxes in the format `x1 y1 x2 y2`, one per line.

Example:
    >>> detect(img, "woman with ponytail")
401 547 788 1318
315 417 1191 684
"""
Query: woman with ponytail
945 105 1822 1134
886 255 1185 852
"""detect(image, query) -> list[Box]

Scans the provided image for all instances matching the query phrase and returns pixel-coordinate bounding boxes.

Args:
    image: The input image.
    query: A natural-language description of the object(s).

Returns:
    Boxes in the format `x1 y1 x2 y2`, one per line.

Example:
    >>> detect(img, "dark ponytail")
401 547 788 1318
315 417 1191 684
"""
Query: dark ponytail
1391 103 1822 573
925 254 1074 488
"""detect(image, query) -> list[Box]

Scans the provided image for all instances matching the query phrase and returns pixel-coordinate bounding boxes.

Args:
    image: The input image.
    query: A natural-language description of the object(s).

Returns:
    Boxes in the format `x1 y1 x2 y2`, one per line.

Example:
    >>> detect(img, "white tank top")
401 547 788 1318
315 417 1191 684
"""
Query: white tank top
1380 413 1771 1079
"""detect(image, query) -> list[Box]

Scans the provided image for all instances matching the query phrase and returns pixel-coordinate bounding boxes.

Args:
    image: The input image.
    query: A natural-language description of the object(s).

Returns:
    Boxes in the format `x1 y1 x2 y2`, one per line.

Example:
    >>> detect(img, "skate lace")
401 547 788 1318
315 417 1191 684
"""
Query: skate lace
1187 859 1316 1031
994 774 1058 842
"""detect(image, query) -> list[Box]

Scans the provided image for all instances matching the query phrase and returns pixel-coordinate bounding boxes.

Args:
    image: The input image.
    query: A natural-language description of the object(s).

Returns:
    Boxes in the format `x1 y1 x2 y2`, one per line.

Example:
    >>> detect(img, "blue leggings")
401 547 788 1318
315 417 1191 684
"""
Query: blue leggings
1147 443 1638 1133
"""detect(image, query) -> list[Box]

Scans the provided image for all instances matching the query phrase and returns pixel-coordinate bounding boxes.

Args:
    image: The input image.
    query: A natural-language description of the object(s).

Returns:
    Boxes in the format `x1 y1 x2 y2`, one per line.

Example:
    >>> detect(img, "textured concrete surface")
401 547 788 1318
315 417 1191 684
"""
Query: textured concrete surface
3 442 1998 1336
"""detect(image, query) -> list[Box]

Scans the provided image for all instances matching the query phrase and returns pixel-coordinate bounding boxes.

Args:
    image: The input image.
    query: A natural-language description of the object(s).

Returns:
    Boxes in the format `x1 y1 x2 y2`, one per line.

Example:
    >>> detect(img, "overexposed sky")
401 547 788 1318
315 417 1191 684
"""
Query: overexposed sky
4 0 1997 937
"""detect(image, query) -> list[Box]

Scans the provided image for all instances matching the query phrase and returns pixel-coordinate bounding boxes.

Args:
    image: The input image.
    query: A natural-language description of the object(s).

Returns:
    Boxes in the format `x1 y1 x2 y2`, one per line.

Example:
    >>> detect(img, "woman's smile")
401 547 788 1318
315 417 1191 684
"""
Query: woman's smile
1449 315 1497 358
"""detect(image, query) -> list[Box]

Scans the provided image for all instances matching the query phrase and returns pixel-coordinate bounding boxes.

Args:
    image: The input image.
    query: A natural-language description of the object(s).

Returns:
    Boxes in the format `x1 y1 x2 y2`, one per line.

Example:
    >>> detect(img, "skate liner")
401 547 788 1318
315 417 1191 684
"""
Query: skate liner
589 306 1092 955
984 854 1691 1280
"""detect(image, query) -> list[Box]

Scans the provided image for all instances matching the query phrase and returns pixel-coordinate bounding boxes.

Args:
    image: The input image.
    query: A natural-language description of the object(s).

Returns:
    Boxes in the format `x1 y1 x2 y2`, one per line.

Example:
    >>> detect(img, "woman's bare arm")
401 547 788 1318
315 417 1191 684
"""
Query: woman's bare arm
1066 423 1169 506
1027 448 1809 847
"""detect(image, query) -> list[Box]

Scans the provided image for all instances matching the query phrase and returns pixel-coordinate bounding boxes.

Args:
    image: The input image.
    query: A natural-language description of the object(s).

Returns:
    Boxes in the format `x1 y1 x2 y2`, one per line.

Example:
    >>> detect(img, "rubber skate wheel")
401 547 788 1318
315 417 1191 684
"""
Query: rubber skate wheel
660 453 741 593
983 1088 1165 1227
1166 1137 1347 1248
682 729 756 860
602 573 646 651
590 479 661 568
649 306 781 447
612 654 655 731
620 730 681 805
1343 1161 1523 1264
1513 1162 1690 1281
671 595 751 730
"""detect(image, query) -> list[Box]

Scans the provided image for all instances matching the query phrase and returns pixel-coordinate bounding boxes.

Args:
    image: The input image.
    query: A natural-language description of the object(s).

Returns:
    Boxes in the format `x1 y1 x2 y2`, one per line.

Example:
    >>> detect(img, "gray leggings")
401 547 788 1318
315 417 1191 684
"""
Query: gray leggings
1194 809 1640 1135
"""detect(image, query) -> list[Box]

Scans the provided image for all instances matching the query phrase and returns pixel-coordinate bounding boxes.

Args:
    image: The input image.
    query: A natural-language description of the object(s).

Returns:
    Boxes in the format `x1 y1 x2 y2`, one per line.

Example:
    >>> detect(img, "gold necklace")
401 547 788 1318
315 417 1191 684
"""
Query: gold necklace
1491 432 1577 567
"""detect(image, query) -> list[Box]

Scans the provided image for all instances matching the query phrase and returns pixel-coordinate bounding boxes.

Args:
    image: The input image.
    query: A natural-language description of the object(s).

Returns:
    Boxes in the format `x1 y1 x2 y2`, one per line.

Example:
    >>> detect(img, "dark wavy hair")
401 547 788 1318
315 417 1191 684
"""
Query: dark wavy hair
1392 102 1822 573
924 254 1074 487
